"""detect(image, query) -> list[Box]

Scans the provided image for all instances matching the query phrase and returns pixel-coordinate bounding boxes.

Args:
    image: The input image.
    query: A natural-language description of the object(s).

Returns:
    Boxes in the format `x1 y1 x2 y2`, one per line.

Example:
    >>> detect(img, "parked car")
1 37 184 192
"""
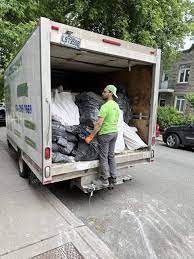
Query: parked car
0 106 6 126
162 124 194 148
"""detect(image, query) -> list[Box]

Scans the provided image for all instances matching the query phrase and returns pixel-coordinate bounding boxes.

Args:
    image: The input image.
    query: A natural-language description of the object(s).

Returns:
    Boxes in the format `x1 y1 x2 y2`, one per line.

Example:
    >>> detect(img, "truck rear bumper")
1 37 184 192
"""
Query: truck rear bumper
49 149 151 184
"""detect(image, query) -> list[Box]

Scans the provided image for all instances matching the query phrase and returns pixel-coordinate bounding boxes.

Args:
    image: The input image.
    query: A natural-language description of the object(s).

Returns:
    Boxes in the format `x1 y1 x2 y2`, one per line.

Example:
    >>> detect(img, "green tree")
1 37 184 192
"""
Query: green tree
186 94 194 108
0 0 193 100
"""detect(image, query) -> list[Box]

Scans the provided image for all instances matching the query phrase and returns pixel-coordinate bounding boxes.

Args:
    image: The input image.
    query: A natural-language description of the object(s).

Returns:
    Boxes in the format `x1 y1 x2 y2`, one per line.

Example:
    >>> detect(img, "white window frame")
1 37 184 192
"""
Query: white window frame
174 96 185 113
178 64 190 84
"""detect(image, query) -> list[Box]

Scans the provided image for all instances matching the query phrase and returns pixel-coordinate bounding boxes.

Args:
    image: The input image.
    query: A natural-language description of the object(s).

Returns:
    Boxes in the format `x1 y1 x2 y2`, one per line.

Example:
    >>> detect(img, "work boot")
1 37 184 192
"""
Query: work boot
92 177 109 187
110 177 117 184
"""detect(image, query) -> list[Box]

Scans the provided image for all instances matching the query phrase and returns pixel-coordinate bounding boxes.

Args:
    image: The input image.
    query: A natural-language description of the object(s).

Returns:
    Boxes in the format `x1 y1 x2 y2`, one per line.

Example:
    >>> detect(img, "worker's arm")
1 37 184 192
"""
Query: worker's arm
85 117 104 144
92 117 104 135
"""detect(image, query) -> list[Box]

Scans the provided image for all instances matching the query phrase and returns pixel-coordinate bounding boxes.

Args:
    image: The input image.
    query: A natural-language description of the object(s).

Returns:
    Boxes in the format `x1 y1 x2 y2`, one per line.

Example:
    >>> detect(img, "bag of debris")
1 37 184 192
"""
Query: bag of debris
71 146 78 157
116 92 132 123
51 91 80 126
64 125 81 136
75 140 99 161
52 123 78 143
115 111 125 154
52 152 75 163
57 137 76 155
52 143 59 152
75 92 104 127
123 122 147 150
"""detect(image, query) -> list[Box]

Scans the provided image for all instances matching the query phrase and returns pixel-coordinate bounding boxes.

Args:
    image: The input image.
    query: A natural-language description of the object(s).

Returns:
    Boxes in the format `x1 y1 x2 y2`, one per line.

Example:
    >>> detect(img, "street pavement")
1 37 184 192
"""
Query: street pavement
50 140 194 259
0 126 116 259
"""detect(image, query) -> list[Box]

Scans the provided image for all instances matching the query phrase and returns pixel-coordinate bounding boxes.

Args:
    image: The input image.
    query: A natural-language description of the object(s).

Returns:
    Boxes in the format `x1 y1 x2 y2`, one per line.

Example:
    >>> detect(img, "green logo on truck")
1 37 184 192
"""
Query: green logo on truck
17 83 28 97
24 120 36 130
25 136 37 149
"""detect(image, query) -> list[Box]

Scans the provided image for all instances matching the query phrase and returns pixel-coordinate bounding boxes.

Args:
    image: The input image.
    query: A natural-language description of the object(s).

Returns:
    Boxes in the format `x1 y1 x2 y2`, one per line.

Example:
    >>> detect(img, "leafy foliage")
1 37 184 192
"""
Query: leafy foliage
157 106 194 130
0 0 194 100
186 94 194 108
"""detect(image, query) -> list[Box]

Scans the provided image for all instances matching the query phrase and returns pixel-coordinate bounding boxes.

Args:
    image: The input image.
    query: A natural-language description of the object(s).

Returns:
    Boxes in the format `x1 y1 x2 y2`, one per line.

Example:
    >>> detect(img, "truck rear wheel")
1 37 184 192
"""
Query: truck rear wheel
18 151 29 178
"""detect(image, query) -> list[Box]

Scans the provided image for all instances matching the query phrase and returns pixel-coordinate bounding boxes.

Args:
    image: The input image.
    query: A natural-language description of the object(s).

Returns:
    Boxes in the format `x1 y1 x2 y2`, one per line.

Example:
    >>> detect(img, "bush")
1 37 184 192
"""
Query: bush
186 94 194 108
157 106 194 130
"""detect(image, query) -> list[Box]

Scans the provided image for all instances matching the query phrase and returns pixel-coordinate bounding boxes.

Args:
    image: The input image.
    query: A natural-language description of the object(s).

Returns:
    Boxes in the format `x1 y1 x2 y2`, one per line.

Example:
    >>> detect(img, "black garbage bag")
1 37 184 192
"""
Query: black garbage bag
75 140 99 161
57 137 76 155
71 146 77 157
52 143 59 152
116 92 132 123
52 123 78 143
65 125 93 141
52 152 75 163
75 92 104 127
64 125 80 136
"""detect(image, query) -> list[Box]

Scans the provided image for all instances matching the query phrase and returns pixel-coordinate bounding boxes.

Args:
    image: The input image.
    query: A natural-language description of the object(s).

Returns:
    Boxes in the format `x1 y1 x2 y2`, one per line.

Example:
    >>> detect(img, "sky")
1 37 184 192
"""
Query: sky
183 36 194 49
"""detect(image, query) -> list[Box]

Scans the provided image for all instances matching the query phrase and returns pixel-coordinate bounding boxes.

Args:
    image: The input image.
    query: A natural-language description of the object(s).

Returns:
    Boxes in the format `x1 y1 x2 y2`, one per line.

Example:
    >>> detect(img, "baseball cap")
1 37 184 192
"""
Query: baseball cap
105 85 118 98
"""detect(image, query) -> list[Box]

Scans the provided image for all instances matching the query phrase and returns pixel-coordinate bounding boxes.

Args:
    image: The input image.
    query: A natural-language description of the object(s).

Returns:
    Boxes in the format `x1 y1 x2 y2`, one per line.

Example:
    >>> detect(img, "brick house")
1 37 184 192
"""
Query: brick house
158 44 194 114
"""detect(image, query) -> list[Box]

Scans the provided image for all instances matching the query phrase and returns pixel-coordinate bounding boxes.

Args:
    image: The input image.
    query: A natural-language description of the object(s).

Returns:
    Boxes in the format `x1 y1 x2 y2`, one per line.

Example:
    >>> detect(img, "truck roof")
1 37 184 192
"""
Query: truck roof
5 17 160 74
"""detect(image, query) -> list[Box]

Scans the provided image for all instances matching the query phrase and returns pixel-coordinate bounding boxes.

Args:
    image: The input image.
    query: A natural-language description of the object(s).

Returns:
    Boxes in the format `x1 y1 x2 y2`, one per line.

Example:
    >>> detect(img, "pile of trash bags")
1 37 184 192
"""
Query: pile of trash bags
51 90 146 163
51 91 102 163
52 120 99 163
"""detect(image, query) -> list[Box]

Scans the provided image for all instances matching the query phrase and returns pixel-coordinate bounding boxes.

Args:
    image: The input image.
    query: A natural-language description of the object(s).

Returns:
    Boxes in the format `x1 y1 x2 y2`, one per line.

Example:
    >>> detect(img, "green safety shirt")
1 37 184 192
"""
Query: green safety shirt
98 100 120 135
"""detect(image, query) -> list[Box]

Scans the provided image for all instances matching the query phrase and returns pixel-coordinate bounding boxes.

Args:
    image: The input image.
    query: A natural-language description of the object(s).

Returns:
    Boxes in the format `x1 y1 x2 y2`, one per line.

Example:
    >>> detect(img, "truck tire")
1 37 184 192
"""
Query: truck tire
166 133 180 148
18 151 29 178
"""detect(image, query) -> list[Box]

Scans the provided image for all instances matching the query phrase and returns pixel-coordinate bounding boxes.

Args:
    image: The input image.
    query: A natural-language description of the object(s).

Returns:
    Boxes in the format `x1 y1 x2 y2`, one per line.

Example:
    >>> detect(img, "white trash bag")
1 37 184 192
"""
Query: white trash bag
123 122 147 151
115 110 125 154
51 91 80 126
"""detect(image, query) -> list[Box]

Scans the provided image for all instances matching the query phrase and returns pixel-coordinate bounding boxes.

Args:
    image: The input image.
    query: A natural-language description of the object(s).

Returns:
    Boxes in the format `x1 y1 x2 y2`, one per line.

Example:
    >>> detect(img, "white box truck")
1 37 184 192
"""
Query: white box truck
4 17 160 192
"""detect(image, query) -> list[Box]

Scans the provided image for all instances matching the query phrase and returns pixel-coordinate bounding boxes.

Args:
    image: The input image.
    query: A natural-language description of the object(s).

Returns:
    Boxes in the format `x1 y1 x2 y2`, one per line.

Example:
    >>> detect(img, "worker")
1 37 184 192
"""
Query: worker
85 85 120 187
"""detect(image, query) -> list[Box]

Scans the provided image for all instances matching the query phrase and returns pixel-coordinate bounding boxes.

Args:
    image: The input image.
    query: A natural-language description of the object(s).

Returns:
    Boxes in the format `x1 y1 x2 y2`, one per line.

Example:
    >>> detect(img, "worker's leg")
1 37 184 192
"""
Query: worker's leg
98 134 111 180
108 133 118 179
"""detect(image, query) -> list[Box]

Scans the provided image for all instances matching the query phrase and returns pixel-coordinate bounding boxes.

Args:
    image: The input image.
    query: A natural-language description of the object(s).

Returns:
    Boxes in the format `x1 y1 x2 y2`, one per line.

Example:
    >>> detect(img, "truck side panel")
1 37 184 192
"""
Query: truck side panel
40 18 52 184
5 26 43 176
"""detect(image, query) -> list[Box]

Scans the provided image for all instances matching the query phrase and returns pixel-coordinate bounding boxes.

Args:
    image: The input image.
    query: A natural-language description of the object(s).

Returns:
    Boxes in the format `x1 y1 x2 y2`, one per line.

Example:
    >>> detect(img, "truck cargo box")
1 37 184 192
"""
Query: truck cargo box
5 18 160 192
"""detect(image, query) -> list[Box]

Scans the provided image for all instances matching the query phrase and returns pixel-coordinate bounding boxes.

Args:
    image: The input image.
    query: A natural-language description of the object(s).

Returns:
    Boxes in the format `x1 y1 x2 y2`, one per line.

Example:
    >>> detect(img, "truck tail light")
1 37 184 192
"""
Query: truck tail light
102 39 121 46
151 137 155 145
51 25 59 31
45 147 50 160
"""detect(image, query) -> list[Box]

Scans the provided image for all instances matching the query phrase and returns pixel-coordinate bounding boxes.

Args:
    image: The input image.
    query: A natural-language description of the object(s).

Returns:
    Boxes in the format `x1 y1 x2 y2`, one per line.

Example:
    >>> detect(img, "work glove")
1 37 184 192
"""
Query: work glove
85 133 95 144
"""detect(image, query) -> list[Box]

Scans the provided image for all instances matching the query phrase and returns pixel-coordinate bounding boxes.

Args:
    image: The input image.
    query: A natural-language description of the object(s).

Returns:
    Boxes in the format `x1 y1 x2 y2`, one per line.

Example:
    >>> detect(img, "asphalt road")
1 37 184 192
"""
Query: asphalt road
1 124 193 259
50 141 194 259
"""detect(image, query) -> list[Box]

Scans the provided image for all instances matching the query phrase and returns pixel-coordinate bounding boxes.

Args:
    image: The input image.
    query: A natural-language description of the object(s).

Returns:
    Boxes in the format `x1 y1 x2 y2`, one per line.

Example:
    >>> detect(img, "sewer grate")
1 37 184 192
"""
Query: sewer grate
31 242 84 259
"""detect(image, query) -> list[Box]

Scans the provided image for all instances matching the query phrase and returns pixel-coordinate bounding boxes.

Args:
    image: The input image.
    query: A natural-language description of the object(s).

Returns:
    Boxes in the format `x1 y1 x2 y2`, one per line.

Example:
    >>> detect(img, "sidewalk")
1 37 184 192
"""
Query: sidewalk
0 127 116 259
156 135 163 142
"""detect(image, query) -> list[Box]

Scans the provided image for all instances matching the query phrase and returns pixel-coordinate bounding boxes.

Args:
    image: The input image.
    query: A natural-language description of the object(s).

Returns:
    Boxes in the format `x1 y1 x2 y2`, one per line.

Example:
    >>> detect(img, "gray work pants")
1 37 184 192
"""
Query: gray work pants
98 133 118 180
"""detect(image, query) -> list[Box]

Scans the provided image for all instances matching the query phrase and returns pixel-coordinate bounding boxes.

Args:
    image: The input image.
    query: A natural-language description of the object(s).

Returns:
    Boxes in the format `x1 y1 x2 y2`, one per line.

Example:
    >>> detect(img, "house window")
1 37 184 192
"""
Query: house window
175 96 185 112
164 73 169 81
159 99 166 107
178 64 190 83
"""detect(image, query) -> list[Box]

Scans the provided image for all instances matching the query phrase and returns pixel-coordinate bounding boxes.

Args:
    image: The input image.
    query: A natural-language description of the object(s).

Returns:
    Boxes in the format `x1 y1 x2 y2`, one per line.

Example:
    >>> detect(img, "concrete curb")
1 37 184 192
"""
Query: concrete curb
1 187 117 259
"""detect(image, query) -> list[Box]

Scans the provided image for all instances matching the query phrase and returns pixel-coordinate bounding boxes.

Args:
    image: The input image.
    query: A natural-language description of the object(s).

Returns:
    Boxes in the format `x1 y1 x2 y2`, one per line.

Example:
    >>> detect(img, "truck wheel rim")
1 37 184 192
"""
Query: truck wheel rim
167 135 176 147
19 156 23 173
